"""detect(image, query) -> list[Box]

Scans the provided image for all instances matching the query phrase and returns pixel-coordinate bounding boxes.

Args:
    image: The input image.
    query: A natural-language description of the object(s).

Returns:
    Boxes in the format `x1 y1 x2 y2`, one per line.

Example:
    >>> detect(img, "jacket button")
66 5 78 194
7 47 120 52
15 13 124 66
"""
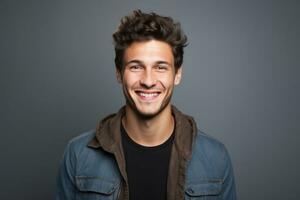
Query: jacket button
109 187 115 193
188 188 194 194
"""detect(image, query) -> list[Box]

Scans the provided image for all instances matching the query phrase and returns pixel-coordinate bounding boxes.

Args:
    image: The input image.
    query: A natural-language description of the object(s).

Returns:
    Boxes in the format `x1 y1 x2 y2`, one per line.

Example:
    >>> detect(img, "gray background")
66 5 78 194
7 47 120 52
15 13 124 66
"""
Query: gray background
1 0 299 199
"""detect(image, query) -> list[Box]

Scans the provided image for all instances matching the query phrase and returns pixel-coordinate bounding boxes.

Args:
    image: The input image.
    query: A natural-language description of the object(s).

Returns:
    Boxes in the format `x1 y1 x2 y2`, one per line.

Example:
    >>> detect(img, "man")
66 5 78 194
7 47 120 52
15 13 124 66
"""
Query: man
56 10 237 200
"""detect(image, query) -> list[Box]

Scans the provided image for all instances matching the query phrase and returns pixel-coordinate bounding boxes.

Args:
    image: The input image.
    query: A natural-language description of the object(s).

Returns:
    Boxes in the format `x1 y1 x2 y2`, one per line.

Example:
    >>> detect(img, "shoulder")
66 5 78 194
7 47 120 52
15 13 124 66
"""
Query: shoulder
194 130 227 154
69 129 96 145
64 129 96 156
189 130 231 176
61 129 113 169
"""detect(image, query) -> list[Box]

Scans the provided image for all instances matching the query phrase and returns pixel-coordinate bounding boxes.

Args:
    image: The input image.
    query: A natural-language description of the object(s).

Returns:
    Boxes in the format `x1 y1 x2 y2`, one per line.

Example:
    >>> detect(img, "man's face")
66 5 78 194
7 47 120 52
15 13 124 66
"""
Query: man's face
117 40 182 118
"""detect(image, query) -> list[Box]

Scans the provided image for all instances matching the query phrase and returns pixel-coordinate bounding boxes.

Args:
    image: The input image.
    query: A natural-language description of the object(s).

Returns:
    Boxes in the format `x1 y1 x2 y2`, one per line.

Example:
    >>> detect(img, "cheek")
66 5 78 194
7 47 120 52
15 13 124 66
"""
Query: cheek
123 82 141 97
159 74 176 87
123 73 140 87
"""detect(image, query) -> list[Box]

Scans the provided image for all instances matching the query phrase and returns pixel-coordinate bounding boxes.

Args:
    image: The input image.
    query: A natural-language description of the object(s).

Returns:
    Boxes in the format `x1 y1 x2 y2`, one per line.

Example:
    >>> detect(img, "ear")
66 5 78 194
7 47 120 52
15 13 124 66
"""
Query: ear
174 67 182 85
116 68 122 83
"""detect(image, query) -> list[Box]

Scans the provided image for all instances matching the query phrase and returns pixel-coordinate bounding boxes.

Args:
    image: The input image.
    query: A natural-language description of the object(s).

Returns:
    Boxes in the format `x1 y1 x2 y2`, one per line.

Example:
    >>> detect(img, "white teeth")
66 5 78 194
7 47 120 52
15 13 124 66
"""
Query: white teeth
139 93 158 97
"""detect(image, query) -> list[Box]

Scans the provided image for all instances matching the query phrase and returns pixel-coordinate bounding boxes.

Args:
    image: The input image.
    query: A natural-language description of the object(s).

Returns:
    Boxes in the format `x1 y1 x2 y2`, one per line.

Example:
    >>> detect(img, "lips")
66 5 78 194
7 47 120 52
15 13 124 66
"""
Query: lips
135 90 161 101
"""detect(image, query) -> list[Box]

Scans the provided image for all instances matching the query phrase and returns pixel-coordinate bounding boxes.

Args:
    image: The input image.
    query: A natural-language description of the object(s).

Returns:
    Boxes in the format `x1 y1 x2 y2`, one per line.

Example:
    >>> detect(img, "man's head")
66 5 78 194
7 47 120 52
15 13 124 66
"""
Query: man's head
113 10 188 118
113 10 187 73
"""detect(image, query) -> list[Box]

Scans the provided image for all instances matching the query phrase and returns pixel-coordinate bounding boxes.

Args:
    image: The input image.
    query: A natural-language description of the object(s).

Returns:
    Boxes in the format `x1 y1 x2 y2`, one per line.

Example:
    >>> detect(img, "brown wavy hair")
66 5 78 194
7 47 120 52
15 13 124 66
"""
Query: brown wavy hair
113 10 188 72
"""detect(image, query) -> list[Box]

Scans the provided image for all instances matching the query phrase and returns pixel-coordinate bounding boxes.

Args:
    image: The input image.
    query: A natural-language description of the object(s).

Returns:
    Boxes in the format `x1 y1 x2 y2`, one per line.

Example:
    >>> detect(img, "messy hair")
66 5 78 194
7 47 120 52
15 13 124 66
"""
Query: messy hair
113 10 188 72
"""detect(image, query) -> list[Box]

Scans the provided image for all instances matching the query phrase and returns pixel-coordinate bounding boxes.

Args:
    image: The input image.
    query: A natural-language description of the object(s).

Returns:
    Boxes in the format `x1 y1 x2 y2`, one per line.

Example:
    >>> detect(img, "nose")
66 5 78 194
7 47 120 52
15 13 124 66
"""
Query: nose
140 69 157 88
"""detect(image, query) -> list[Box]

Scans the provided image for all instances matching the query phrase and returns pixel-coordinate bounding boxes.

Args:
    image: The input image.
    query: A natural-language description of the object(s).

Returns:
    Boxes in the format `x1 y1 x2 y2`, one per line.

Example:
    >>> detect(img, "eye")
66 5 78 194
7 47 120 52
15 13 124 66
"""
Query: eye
129 65 143 71
156 65 168 71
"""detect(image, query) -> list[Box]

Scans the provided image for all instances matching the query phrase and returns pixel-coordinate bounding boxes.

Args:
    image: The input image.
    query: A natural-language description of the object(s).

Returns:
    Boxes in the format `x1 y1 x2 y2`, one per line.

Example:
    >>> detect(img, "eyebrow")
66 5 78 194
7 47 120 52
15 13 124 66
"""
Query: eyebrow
125 60 143 66
125 60 171 66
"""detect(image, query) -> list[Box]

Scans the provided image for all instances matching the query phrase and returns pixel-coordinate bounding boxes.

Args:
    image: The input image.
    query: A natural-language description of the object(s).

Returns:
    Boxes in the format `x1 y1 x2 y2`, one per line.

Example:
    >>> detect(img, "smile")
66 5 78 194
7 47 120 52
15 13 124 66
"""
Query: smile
135 91 161 101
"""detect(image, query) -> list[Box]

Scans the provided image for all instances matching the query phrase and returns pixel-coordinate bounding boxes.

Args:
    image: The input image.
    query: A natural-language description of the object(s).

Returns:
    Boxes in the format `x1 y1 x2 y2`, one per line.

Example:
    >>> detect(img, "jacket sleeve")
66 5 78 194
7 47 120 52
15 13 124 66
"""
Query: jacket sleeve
220 145 237 200
55 142 77 200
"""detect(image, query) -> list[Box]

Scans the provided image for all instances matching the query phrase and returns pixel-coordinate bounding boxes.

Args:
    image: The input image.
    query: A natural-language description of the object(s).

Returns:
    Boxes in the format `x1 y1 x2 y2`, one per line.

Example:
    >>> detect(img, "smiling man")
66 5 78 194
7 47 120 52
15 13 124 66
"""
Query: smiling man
56 10 237 200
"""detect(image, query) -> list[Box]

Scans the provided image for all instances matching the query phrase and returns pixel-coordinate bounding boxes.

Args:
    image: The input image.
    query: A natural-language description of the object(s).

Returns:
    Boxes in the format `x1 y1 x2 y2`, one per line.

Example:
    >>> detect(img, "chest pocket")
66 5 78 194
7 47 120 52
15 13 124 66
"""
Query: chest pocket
75 176 120 200
185 180 222 200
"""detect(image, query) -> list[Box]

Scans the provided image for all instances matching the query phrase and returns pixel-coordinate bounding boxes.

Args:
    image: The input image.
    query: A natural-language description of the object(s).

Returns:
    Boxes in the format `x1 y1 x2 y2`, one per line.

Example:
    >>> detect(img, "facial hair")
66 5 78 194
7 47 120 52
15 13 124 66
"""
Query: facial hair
122 84 174 120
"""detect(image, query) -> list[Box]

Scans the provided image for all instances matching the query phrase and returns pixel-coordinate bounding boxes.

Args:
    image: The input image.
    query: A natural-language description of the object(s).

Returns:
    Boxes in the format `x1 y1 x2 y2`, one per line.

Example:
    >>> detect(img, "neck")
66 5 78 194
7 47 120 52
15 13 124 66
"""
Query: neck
122 104 174 147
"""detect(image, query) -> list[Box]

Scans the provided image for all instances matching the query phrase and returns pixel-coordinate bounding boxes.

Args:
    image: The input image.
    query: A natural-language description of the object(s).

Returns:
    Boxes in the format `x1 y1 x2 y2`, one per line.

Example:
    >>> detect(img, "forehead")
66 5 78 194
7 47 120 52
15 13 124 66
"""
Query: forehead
124 40 174 64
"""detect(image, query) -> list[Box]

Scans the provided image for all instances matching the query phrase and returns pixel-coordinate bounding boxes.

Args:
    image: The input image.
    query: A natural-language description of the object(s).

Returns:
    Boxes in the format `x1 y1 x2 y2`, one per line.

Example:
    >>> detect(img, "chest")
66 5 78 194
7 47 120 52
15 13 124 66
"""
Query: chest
122 134 173 200
74 149 224 200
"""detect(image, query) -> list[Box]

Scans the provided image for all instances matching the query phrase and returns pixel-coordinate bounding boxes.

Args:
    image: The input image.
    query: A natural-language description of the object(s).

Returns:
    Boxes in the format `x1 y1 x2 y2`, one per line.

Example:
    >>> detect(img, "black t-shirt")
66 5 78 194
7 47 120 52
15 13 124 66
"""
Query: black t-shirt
121 124 174 200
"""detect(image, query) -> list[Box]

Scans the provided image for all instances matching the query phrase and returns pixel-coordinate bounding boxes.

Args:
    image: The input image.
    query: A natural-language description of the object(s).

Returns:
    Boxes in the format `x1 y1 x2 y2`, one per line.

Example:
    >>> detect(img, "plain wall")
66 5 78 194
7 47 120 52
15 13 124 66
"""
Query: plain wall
1 0 299 199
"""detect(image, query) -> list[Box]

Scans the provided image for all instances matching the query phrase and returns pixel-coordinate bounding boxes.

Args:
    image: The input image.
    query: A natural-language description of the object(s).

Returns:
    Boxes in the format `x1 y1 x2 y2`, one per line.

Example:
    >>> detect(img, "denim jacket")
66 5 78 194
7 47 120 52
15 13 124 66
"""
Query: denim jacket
55 106 237 200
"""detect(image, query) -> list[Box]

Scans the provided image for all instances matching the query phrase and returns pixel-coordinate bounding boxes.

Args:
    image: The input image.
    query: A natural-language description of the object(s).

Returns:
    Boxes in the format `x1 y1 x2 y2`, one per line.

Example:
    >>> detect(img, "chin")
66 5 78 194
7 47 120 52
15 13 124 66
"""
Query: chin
133 101 172 119
131 105 159 118
137 110 161 118
135 110 161 119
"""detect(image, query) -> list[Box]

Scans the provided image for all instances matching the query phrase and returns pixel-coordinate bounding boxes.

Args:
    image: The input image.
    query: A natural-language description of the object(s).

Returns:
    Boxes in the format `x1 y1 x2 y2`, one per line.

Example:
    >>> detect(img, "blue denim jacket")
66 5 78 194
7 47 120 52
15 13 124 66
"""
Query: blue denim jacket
55 106 237 200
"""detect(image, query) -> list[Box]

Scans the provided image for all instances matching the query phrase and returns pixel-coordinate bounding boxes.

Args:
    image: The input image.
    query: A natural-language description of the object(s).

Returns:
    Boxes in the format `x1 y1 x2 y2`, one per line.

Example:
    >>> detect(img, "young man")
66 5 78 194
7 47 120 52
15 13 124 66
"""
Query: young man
56 10 237 200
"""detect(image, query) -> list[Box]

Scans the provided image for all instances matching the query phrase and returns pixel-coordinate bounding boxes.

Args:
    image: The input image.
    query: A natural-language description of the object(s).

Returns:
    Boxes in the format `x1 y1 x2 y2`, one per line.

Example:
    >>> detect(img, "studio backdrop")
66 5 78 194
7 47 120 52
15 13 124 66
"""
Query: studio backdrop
1 0 299 200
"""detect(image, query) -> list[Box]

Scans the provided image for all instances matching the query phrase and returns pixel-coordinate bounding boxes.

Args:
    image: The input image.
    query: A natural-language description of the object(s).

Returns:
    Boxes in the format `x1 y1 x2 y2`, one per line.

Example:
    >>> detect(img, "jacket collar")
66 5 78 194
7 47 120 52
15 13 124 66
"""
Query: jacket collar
87 106 125 155
87 105 197 158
